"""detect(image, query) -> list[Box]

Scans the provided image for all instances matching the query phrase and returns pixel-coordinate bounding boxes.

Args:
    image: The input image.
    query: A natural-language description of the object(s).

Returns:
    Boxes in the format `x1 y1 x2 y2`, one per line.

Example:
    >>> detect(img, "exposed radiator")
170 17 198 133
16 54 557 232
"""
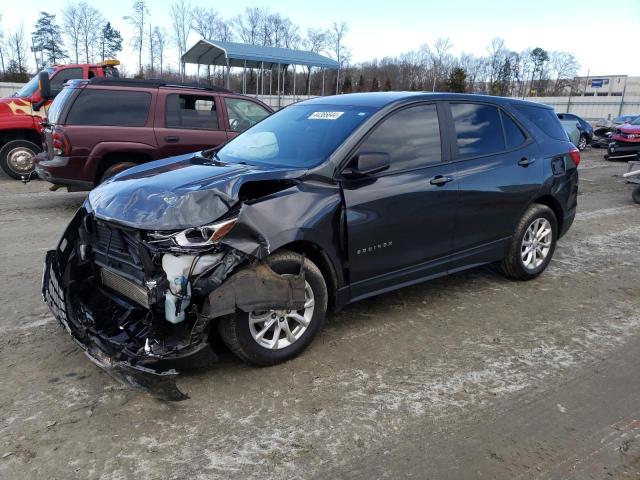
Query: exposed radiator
100 268 149 308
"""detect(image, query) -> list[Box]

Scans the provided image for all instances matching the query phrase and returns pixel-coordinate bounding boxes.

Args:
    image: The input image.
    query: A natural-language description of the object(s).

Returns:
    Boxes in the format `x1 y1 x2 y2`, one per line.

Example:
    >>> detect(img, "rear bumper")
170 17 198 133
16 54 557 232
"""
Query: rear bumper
34 155 95 190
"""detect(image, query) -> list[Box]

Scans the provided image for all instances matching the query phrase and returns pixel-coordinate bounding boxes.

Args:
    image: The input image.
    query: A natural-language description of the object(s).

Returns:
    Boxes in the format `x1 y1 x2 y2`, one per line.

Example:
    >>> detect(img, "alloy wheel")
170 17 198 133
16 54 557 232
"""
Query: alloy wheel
521 218 552 270
248 280 315 350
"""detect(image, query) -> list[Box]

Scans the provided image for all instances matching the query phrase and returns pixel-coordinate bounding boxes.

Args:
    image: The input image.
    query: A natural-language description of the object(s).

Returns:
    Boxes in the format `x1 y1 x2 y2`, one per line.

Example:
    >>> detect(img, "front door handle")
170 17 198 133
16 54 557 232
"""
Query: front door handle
165 136 180 143
518 157 536 167
430 175 453 186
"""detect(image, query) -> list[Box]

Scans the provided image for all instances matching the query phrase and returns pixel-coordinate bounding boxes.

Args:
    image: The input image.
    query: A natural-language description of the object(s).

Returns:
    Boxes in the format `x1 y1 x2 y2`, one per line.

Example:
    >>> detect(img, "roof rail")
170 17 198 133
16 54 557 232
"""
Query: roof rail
88 77 232 93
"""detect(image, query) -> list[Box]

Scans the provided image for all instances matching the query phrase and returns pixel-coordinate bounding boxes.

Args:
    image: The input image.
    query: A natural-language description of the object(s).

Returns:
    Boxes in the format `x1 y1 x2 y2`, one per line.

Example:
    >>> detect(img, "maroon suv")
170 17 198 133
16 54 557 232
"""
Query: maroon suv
35 78 272 190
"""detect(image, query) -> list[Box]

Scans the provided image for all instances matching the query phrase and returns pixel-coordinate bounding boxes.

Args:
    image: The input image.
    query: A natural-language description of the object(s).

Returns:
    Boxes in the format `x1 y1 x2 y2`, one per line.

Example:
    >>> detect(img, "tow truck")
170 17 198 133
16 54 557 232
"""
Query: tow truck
0 60 120 179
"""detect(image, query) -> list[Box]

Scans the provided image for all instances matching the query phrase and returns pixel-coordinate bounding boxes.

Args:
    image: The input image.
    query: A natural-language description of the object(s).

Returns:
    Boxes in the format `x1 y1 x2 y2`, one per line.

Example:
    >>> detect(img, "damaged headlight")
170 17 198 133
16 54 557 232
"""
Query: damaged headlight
173 217 238 248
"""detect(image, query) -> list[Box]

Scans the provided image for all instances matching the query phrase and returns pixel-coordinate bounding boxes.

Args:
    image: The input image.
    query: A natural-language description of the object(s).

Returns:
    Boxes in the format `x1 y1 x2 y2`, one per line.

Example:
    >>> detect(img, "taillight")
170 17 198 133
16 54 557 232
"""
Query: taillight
569 148 580 167
52 129 71 156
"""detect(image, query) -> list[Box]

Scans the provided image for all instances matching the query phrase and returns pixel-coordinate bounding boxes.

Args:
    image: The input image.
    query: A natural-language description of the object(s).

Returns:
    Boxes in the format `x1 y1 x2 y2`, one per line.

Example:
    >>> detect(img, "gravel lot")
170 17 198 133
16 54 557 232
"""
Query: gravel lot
0 149 639 479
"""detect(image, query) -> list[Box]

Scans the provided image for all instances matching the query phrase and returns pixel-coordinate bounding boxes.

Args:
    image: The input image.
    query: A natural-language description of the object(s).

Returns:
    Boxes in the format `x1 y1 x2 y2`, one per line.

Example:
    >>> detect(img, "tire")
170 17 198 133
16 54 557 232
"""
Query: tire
632 186 640 205
0 140 41 180
218 250 328 366
99 161 137 184
500 204 558 280
578 134 587 151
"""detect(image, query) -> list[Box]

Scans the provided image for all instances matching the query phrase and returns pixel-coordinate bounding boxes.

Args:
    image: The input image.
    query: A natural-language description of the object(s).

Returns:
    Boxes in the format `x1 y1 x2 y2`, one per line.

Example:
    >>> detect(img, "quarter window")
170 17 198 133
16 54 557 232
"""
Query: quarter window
225 98 271 132
451 103 505 158
66 89 151 127
359 104 441 172
166 94 220 130
501 111 527 149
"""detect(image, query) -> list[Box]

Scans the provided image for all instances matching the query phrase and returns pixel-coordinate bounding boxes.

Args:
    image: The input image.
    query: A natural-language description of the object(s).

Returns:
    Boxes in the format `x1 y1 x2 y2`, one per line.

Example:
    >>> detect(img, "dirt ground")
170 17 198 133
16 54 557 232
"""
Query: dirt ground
0 148 639 480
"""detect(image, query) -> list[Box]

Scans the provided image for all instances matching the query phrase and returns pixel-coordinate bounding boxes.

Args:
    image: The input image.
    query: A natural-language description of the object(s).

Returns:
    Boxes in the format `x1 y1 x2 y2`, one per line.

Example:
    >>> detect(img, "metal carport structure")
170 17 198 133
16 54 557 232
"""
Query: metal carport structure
181 39 339 108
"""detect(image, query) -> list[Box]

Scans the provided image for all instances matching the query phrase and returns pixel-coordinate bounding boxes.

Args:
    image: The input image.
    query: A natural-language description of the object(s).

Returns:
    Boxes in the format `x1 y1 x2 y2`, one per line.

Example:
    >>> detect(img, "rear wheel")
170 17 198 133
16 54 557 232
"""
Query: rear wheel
500 204 558 280
99 161 137 184
0 140 41 180
218 250 328 365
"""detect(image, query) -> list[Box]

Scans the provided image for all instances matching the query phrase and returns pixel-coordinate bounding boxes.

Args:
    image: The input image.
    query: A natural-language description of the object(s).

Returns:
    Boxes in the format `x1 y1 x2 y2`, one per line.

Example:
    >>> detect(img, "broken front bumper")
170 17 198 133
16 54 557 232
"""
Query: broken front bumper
42 247 190 401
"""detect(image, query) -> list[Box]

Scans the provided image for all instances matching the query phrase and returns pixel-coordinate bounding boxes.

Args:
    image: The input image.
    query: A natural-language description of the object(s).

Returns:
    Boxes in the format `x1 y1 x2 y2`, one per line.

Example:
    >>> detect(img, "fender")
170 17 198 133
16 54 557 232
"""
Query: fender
84 141 157 180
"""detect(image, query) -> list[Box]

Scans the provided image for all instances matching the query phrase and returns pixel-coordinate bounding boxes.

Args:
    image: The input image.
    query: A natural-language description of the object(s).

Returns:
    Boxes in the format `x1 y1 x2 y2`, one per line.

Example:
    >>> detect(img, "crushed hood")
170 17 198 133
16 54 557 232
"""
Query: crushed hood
87 153 305 230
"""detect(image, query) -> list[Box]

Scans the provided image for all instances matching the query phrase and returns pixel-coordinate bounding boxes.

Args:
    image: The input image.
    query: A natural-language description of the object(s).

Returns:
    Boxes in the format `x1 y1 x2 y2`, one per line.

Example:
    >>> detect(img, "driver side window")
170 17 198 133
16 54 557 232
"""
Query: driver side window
225 98 270 132
359 104 442 173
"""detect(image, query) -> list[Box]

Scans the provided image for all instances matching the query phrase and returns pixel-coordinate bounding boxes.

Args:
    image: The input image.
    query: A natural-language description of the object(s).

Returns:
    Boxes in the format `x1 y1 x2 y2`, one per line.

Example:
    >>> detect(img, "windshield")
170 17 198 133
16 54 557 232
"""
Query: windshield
631 116 640 126
216 104 376 168
14 67 55 98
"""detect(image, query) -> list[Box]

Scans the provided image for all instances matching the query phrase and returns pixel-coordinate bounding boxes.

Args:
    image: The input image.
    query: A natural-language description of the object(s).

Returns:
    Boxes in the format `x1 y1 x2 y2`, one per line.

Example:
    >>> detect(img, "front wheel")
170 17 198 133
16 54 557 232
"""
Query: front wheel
0 140 41 180
500 204 558 280
578 134 587 151
218 251 328 365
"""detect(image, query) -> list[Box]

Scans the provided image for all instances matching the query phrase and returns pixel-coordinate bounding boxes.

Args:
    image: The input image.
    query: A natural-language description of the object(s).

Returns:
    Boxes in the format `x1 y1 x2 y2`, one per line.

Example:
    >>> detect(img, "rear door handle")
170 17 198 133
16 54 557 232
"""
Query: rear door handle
430 175 453 186
518 157 536 167
165 136 180 143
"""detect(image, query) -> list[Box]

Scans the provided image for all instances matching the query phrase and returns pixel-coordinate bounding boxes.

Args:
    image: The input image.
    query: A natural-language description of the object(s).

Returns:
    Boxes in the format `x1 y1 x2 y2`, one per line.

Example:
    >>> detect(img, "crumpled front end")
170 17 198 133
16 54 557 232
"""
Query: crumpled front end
42 206 306 401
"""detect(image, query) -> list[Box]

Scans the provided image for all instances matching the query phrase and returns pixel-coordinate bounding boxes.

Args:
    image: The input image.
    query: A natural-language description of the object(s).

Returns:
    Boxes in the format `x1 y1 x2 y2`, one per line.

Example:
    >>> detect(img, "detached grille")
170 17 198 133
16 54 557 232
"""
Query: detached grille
100 268 149 308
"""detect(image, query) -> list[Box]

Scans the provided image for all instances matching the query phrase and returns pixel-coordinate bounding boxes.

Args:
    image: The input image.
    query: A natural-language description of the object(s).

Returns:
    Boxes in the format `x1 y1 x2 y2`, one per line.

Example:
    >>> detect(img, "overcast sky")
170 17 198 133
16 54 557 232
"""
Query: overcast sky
3 0 640 76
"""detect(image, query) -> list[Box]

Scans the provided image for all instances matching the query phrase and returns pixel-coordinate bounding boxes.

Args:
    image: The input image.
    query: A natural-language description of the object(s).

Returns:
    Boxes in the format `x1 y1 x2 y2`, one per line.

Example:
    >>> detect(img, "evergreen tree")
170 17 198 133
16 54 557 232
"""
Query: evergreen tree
383 77 392 91
342 74 352 93
370 76 379 92
447 67 467 93
356 74 365 92
32 12 66 66
98 22 123 62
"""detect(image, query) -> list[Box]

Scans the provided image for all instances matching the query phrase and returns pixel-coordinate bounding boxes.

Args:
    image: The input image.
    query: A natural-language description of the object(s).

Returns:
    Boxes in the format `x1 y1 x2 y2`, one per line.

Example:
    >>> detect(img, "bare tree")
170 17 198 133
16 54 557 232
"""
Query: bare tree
124 0 148 77
77 2 103 63
235 7 265 45
170 0 192 78
146 23 155 75
191 7 219 82
153 26 167 76
62 3 82 63
302 28 327 91
6 23 29 80
0 14 6 75
330 21 349 93
549 51 579 95
430 37 453 91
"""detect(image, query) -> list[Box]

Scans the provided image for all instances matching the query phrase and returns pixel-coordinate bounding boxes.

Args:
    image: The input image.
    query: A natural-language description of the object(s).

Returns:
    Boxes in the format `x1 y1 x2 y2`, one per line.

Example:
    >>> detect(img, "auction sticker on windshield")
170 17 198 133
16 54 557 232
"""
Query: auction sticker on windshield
308 111 344 120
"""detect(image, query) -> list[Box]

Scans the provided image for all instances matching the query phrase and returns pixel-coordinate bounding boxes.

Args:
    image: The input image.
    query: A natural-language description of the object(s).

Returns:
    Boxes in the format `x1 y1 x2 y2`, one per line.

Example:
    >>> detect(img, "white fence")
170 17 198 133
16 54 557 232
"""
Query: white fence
0 82 26 97
510 95 640 121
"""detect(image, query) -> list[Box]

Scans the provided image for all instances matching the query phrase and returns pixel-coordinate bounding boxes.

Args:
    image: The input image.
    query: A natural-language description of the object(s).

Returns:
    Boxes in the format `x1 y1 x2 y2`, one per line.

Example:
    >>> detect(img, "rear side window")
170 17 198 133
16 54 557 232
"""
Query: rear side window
359 104 441 172
66 90 151 127
451 103 505 158
514 104 567 141
501 111 527 149
166 94 220 130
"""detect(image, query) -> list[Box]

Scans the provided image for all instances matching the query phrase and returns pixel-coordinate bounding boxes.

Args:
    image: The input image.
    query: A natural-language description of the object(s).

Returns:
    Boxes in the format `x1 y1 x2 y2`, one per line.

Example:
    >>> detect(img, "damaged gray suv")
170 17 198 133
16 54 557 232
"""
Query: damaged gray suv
43 92 579 400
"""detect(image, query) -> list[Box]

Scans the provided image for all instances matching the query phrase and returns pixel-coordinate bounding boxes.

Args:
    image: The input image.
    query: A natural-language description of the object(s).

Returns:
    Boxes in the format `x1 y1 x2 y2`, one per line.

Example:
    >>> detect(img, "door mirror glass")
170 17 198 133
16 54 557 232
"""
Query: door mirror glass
344 152 390 177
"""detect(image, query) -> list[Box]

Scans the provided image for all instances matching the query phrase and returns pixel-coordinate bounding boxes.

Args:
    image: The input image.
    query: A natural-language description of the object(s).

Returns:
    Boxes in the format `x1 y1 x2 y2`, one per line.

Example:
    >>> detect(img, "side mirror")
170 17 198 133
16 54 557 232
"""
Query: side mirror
343 152 390 177
38 71 53 99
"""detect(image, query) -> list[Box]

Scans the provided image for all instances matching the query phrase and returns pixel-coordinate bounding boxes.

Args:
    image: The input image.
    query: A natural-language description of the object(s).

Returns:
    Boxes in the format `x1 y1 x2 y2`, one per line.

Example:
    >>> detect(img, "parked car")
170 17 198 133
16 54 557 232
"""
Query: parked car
606 115 640 161
0 60 120 179
592 115 640 148
34 77 273 190
558 118 581 148
42 92 579 400
557 113 592 150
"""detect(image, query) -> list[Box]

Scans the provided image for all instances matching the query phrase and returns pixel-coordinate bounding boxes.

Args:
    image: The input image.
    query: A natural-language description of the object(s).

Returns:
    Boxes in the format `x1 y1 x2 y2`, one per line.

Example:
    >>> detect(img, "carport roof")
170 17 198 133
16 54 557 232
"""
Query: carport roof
182 39 339 70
